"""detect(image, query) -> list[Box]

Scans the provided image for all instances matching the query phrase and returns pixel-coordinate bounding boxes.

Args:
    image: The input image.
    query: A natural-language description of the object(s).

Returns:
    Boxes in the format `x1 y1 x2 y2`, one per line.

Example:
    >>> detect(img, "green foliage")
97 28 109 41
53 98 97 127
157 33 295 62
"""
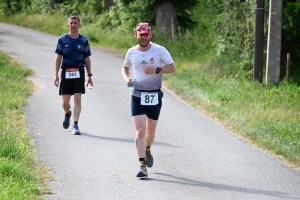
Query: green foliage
110 0 155 31
214 1 256 64
282 0 300 83
191 0 221 50
117 0 197 29
0 0 21 15
57 0 103 24
1 0 300 83
29 0 57 14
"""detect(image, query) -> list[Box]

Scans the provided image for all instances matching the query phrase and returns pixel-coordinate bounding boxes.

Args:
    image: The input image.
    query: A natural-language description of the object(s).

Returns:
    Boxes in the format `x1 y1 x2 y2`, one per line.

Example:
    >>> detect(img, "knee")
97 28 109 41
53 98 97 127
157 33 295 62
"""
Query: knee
147 131 155 138
136 128 146 138
62 99 70 105
73 95 81 104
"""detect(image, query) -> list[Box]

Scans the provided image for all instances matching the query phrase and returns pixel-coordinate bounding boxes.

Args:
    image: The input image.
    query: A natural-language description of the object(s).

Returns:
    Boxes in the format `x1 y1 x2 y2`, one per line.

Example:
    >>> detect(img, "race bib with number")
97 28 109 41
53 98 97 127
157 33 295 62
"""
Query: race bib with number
141 92 158 105
65 68 80 79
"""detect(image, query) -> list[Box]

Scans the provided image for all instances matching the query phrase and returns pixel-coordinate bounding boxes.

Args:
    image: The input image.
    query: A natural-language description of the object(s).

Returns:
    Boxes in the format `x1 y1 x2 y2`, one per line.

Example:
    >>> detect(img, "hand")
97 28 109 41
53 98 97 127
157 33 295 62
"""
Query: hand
86 77 93 87
127 78 133 86
54 75 59 87
143 65 155 74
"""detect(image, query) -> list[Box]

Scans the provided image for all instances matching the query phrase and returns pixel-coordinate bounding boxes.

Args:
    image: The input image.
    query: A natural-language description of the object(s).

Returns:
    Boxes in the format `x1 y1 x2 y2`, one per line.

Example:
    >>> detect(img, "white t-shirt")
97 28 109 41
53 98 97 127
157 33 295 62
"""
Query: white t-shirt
123 42 174 97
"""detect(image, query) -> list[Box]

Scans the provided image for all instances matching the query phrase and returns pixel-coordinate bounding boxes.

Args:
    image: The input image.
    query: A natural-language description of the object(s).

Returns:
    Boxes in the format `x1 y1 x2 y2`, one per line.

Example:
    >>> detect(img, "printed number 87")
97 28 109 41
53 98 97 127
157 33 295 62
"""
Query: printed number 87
145 95 155 103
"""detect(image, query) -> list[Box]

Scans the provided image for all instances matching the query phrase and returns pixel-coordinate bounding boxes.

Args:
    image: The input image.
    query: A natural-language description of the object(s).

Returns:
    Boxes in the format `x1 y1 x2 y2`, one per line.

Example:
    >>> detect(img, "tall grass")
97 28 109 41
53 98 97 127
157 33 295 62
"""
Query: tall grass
0 52 44 199
165 61 300 167
0 13 299 172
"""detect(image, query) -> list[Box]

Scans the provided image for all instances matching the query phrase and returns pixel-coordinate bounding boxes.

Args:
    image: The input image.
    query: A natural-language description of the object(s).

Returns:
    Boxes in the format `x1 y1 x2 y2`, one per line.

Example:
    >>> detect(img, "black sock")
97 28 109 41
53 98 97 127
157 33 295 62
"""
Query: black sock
74 121 78 125
65 111 71 117
146 146 151 152
139 158 145 164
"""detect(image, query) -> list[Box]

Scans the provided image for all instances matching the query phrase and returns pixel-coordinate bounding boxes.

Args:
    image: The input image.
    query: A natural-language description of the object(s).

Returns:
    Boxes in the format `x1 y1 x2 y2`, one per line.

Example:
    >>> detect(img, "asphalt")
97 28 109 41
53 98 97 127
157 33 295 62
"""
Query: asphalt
0 23 300 200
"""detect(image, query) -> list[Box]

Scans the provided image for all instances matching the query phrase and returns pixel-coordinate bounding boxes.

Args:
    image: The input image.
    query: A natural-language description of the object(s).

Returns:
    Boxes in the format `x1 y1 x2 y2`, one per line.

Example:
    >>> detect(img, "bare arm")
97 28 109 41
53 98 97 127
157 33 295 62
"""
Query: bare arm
54 54 62 75
160 63 176 74
121 66 133 86
54 54 62 87
85 57 93 86
85 57 91 75
143 63 176 74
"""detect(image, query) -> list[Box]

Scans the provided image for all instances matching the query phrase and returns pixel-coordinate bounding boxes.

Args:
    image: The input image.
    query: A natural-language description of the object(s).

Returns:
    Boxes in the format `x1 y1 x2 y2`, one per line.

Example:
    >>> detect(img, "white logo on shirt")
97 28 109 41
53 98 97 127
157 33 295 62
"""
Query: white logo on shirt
78 45 81 49
65 45 69 47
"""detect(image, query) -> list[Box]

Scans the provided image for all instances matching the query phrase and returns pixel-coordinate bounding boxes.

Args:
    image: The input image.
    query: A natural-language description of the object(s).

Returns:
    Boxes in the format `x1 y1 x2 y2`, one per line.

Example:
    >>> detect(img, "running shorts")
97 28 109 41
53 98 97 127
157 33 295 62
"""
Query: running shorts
59 70 85 95
131 95 162 120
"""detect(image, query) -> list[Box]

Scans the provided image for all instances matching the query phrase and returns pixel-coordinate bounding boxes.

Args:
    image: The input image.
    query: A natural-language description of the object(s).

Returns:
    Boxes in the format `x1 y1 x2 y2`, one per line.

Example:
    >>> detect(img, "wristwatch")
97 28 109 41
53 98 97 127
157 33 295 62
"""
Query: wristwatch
87 73 92 77
156 67 162 74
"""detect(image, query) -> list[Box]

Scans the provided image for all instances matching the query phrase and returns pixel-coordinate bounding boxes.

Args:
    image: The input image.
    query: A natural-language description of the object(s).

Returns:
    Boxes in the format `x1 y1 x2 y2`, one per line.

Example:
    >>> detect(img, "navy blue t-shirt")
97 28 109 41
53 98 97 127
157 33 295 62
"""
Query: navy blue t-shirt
55 33 91 69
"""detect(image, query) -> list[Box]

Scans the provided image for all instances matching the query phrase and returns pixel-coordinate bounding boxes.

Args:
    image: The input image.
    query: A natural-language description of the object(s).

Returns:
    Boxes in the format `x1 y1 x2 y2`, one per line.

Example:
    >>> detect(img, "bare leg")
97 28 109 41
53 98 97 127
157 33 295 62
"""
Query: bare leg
146 117 158 147
62 95 71 113
73 93 82 122
132 115 147 158
132 115 158 157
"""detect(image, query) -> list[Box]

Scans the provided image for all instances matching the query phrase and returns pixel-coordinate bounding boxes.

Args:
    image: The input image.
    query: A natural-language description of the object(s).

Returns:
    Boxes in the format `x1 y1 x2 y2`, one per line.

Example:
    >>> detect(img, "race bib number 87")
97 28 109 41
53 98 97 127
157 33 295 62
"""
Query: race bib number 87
141 92 158 105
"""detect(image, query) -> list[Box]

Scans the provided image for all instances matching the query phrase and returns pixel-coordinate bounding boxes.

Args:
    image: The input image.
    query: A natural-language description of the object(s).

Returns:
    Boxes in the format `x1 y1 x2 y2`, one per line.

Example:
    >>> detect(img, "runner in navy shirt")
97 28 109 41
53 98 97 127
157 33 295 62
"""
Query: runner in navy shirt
54 15 93 135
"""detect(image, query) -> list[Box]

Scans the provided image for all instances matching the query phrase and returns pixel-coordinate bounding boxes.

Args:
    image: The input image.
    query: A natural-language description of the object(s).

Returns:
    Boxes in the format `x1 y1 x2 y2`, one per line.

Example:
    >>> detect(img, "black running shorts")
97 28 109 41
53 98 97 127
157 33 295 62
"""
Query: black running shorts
59 70 85 95
131 95 162 120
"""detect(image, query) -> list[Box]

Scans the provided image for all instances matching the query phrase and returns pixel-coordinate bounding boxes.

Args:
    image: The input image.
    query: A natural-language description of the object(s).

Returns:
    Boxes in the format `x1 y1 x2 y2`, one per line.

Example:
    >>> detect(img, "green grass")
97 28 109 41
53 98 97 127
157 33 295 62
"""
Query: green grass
0 52 50 199
165 63 300 166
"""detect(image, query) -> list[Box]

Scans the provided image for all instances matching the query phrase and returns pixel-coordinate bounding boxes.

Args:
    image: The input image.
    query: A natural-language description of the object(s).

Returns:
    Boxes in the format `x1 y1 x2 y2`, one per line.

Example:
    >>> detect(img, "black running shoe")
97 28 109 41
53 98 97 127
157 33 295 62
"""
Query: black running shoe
63 111 71 129
145 149 153 168
136 164 148 178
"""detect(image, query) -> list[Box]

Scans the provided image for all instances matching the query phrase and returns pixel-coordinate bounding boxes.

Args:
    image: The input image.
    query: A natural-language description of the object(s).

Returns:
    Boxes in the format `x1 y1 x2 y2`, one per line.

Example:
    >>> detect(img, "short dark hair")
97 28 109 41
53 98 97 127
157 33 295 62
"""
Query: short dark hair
68 15 80 23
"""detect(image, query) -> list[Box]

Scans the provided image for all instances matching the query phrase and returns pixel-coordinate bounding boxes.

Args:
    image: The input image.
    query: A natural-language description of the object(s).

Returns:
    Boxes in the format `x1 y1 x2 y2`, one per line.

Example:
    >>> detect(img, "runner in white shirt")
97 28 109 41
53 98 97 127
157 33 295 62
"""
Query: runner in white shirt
121 22 176 178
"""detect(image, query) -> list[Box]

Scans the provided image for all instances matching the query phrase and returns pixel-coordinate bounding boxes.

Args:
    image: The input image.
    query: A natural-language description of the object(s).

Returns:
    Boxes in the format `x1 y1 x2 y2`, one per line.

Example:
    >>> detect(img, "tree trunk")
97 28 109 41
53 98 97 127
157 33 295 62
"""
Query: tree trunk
266 0 282 86
104 0 114 11
154 2 177 39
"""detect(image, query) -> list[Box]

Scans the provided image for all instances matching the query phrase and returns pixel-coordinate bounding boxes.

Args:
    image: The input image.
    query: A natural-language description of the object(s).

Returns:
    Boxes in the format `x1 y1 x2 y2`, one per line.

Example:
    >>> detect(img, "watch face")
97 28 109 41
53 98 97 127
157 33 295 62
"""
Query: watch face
156 68 161 74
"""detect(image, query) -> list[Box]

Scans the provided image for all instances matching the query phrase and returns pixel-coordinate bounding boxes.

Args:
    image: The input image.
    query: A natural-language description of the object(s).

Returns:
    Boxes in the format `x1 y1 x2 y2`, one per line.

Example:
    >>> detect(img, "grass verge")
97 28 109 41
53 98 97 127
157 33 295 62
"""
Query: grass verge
165 62 300 169
0 52 51 199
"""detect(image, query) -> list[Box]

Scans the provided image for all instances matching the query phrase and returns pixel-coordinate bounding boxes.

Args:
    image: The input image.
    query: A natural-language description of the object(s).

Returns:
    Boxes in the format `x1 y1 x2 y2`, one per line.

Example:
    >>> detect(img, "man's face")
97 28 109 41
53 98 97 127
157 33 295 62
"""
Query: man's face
136 32 152 48
67 19 81 33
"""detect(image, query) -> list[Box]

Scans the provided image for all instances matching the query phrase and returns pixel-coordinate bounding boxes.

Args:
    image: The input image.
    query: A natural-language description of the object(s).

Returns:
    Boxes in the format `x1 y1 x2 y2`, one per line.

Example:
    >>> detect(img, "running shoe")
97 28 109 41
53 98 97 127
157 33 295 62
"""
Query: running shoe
72 124 81 135
145 149 154 168
136 163 148 178
63 111 72 129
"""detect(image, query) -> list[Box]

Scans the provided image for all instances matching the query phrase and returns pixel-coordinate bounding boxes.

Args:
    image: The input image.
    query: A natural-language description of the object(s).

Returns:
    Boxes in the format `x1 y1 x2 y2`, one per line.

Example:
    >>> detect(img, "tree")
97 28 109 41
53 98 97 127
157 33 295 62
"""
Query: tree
117 0 197 39
153 0 197 38
281 0 300 83
154 1 176 38
104 0 114 11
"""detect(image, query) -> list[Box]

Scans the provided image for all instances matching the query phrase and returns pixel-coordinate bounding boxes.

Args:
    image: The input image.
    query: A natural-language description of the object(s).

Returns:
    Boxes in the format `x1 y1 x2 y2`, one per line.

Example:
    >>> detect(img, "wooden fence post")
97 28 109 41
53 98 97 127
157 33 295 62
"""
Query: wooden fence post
171 17 174 39
286 53 290 82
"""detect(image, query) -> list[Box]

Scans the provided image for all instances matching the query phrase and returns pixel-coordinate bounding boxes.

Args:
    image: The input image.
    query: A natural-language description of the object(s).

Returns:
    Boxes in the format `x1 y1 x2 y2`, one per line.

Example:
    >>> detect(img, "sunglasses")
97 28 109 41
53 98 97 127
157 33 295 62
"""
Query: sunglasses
136 25 151 31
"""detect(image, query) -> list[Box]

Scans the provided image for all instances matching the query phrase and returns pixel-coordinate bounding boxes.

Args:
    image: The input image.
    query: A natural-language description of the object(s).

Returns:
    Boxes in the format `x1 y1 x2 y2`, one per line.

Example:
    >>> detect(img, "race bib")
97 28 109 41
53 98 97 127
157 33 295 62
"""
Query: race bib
65 68 80 79
141 92 158 105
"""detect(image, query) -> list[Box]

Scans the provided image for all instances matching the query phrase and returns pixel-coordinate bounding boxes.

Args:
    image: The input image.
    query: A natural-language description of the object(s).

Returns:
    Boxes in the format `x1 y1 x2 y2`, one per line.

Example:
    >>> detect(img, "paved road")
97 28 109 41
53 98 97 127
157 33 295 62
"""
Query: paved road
1 23 300 200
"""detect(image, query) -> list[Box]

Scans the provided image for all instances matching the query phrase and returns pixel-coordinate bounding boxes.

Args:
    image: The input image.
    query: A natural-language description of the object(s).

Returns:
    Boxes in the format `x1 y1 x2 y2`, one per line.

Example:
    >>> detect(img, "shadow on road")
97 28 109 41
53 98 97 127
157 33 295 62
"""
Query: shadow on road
82 132 182 148
147 173 293 199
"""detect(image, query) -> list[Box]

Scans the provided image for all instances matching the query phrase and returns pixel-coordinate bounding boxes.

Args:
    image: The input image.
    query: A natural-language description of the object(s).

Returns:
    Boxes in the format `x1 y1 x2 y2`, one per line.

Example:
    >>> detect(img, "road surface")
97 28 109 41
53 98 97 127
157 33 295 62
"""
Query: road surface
0 23 300 200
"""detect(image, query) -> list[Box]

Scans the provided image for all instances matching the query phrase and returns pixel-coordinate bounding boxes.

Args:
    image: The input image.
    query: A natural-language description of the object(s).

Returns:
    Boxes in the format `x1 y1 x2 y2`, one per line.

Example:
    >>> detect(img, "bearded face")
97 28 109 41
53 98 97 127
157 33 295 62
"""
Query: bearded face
136 32 152 48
